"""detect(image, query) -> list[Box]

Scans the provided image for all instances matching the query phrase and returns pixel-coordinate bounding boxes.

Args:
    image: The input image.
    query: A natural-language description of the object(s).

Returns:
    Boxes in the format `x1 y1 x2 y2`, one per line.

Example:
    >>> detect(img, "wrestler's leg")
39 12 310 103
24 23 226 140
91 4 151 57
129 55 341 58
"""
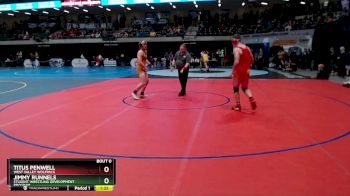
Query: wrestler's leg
140 72 149 98
132 72 147 100
232 73 241 111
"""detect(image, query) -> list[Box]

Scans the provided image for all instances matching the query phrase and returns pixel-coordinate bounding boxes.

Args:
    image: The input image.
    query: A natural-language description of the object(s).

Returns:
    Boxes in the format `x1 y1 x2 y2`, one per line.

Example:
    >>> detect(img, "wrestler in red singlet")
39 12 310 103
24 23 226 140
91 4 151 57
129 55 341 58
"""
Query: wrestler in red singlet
231 34 257 112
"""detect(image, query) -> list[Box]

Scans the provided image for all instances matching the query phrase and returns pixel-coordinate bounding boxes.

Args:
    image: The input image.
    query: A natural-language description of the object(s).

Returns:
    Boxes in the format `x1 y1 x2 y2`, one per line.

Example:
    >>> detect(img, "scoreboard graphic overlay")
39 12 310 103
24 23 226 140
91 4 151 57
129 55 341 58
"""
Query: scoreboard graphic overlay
7 158 116 191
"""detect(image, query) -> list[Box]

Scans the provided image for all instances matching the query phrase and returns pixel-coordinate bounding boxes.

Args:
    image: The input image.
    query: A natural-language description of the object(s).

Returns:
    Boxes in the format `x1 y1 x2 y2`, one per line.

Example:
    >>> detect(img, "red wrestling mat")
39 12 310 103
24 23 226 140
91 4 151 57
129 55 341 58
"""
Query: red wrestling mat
0 78 350 195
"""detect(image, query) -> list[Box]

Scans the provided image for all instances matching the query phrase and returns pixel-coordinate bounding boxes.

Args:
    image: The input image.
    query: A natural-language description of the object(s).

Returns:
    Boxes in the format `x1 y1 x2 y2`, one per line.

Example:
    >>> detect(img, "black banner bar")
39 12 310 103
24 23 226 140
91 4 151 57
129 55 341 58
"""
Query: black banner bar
10 185 96 191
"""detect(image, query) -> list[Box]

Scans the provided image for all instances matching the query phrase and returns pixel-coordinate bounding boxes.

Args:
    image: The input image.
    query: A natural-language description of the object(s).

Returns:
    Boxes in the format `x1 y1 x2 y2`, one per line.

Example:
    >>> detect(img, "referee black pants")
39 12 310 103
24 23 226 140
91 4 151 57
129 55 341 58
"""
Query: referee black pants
178 68 189 93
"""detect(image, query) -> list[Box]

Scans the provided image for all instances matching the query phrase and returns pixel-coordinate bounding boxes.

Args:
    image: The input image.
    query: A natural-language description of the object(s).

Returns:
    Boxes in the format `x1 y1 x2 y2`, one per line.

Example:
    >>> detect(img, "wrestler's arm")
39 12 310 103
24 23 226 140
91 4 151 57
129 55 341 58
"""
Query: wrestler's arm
248 47 254 66
233 48 241 69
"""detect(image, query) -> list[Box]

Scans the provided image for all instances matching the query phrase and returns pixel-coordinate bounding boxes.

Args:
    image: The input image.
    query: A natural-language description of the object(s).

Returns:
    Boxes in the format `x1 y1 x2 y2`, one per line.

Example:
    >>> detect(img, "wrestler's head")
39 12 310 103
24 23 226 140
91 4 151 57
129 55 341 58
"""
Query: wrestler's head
232 34 241 47
139 40 148 50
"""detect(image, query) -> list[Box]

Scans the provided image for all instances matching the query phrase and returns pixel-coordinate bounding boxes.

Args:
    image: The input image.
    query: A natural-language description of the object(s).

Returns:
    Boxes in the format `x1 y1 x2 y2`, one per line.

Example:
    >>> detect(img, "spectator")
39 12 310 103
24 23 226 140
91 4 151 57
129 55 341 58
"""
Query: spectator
29 52 35 67
164 52 170 68
276 50 287 70
337 46 347 77
95 54 104 67
329 47 337 75
256 48 264 70
302 48 311 69
1 3 346 41
200 51 210 72
34 51 40 67
345 50 350 83
288 50 298 71
316 64 330 79
16 51 22 65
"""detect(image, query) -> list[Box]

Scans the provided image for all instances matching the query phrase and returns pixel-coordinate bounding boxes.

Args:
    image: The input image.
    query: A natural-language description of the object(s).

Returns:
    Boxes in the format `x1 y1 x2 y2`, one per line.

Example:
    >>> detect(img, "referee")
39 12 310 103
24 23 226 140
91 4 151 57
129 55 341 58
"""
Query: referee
172 44 192 96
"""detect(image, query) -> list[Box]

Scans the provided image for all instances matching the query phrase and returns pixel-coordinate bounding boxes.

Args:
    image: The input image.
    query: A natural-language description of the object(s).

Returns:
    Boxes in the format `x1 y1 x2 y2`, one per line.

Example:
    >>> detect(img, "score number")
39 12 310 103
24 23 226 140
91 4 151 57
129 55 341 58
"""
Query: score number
103 167 109 184
96 159 113 185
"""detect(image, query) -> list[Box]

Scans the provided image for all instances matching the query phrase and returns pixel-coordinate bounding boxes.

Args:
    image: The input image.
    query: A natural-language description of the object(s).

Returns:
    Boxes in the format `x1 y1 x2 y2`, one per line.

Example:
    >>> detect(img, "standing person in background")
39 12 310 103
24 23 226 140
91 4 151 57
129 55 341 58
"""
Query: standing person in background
200 51 210 72
29 52 37 68
169 51 175 71
131 40 150 100
344 50 350 86
329 47 337 75
95 54 104 67
172 44 191 96
169 51 174 67
16 51 22 65
302 48 311 70
164 52 170 68
337 46 346 77
257 48 264 70
29 52 35 67
34 51 40 67
231 34 257 112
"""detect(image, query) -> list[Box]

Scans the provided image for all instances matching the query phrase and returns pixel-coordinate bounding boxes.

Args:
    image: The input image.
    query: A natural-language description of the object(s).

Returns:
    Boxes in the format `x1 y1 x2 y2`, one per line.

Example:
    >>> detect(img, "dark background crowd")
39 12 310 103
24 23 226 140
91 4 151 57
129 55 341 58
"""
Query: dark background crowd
0 0 349 80
0 0 348 40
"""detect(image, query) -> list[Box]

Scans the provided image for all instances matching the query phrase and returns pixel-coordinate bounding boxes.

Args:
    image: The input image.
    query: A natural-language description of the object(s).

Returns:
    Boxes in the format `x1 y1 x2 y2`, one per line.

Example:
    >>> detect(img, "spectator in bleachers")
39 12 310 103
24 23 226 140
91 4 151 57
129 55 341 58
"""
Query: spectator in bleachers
0 7 340 40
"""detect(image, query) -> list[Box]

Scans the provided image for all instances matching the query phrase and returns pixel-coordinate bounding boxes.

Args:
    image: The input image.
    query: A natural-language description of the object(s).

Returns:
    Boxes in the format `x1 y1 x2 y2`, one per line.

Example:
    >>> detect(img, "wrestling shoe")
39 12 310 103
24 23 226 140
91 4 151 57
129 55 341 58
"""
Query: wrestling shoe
131 92 140 100
232 104 241 112
249 97 257 110
178 91 186 96
139 93 148 99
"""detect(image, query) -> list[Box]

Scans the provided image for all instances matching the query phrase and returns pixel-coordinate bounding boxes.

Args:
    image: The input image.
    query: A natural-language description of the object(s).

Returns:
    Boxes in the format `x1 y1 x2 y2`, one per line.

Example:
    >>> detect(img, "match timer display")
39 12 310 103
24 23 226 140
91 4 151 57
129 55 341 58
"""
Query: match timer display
7 158 115 191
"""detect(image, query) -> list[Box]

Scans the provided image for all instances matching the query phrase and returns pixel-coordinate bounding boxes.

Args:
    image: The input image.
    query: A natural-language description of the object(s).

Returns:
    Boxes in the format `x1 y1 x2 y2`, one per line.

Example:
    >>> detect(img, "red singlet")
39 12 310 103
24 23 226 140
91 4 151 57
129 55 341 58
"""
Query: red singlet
233 46 253 88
